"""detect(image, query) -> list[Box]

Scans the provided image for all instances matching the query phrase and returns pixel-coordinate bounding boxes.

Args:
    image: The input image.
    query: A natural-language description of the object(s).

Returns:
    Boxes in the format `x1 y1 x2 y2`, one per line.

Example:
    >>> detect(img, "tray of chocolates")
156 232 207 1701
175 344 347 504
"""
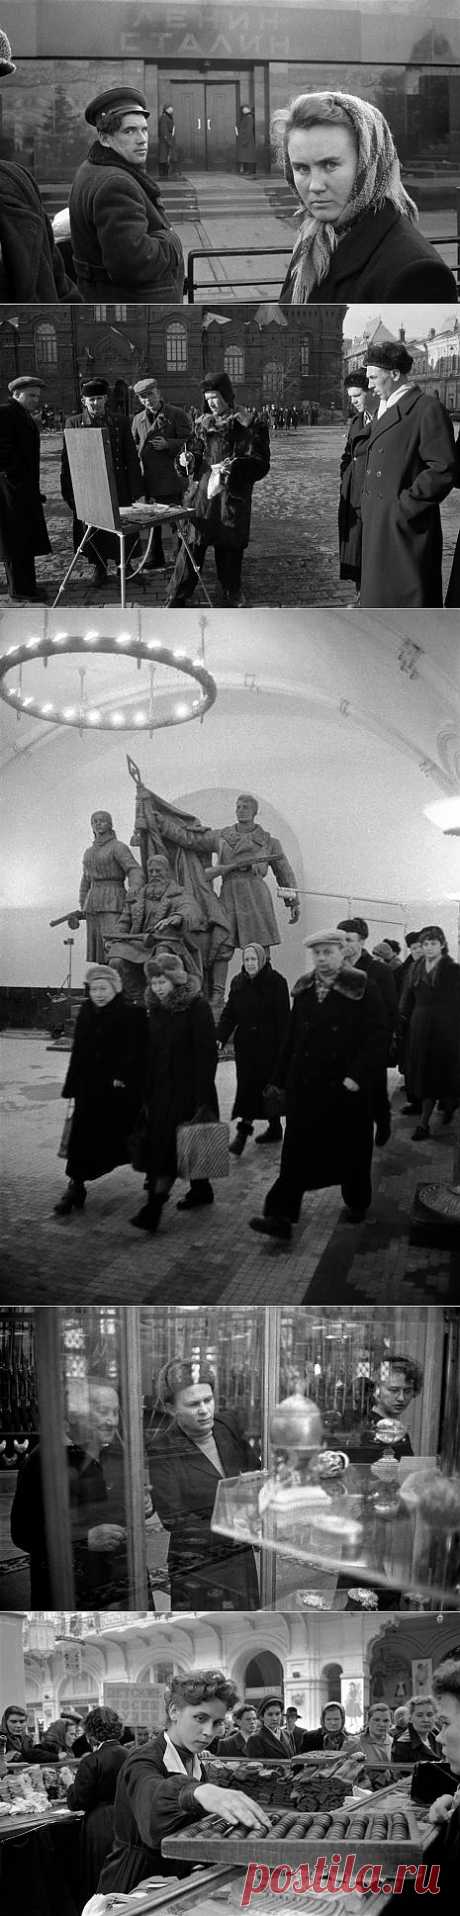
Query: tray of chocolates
162 1802 421 1869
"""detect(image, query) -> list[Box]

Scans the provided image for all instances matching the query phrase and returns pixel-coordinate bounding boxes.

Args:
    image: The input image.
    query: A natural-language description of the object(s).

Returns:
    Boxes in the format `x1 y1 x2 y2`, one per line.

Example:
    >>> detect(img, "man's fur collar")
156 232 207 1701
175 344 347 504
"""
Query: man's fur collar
293 965 367 1003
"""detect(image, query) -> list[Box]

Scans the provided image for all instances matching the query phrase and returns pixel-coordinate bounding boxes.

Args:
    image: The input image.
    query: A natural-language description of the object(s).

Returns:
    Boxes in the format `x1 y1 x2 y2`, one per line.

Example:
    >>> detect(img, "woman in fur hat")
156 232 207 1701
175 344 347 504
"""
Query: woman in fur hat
274 93 457 304
166 371 270 607
54 965 148 1216
131 951 219 1233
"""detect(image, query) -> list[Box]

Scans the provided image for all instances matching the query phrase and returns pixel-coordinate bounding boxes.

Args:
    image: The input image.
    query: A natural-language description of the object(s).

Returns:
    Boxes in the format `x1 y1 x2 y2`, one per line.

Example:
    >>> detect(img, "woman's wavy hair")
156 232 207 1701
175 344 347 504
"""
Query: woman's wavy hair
84 1707 124 1743
164 1671 238 1719
272 92 418 302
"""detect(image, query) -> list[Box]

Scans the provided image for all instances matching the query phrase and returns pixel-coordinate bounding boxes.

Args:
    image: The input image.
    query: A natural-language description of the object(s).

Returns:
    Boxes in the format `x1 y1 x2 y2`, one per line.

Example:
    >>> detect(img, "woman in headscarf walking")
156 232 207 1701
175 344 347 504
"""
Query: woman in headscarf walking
54 964 147 1216
130 951 219 1234
216 944 290 1154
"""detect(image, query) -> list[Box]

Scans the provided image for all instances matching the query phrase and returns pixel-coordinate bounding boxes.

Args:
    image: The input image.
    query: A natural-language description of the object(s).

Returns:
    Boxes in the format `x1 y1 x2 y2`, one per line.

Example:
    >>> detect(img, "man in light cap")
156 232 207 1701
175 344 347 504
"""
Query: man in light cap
69 87 184 301
0 376 51 600
131 377 190 570
360 340 456 607
60 378 144 587
0 27 80 302
249 930 387 1241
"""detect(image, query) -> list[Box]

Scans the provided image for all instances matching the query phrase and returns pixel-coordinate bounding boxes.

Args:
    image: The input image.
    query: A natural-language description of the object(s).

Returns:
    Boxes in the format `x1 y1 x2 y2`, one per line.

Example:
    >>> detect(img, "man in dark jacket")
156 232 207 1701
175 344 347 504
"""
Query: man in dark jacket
250 928 387 1241
166 371 270 606
69 86 184 301
360 340 456 607
216 1704 259 1755
60 377 144 586
158 104 175 177
338 370 375 587
132 376 190 570
10 1377 132 1607
0 29 80 302
337 917 398 1145
0 375 51 600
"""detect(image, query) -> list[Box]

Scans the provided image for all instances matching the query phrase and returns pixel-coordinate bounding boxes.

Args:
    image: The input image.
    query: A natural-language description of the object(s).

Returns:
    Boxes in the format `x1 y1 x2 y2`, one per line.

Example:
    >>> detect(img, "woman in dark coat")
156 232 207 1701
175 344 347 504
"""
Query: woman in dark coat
274 92 457 305
391 1698 441 1767
247 1698 293 1759
250 928 387 1241
130 950 219 1234
54 964 148 1216
360 344 456 608
99 1671 268 1896
400 927 460 1140
166 371 270 607
69 89 183 302
338 372 373 585
216 944 290 1154
146 1357 260 1609
0 379 51 601
66 1708 129 1903
235 107 256 175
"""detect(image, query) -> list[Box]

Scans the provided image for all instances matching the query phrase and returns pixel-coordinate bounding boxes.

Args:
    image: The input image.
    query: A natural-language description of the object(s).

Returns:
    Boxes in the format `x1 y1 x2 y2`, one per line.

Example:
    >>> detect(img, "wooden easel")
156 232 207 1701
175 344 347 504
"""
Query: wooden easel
53 425 211 608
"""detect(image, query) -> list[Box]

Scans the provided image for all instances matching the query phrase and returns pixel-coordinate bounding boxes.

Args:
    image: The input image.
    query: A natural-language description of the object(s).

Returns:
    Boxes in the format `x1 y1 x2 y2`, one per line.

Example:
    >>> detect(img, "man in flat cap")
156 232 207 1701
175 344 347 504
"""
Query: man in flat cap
249 930 387 1242
338 369 376 591
61 378 144 588
131 377 190 570
0 376 51 601
0 27 80 302
166 372 270 606
360 340 456 607
69 87 184 302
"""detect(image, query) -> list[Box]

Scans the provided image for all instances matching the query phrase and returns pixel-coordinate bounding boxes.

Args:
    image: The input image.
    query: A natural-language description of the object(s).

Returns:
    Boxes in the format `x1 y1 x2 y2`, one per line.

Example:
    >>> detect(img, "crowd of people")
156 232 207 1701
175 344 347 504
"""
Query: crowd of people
49 916 460 1245
2 1663 460 1912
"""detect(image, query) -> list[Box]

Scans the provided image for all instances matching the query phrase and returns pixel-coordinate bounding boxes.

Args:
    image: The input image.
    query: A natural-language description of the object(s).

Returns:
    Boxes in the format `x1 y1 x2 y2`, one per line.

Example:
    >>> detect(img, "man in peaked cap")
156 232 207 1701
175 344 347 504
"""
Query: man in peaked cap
60 376 144 588
249 929 387 1242
0 27 80 301
131 376 190 570
69 85 184 301
0 375 51 601
359 338 456 607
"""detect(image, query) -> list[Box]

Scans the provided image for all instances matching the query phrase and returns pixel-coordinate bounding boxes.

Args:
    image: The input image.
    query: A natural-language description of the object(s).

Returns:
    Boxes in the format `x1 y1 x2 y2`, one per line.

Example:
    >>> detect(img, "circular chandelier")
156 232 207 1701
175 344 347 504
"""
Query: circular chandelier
0 619 217 732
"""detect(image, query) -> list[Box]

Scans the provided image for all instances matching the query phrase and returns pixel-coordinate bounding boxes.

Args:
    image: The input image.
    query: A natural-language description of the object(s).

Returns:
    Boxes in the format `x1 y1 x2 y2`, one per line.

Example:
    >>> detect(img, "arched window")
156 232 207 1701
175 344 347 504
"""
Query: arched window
224 344 245 385
300 338 310 376
35 321 57 368
263 360 284 399
165 322 188 373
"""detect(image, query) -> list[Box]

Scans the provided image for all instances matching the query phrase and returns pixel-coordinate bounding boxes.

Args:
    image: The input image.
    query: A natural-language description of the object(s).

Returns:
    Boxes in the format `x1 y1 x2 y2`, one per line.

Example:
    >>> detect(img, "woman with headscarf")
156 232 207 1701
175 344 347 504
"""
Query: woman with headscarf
54 964 148 1216
0 1705 35 1764
400 927 460 1141
302 1702 361 1754
130 950 219 1233
274 93 457 304
146 1357 260 1609
216 944 290 1155
38 1717 80 1761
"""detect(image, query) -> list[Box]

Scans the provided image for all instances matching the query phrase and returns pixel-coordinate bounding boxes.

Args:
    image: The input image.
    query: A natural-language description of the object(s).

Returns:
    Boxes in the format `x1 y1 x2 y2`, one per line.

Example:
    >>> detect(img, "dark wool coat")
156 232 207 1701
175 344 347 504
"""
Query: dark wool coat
69 143 184 300
0 400 51 567
280 201 458 304
0 160 81 302
140 987 218 1183
184 408 270 550
62 995 148 1181
67 1741 129 1900
216 964 291 1116
247 1726 293 1759
61 411 143 559
391 1728 442 1765
99 1733 206 1894
274 968 387 1190
236 112 256 164
215 1730 251 1755
338 411 372 580
132 401 190 501
10 1438 130 1607
360 387 456 607
158 110 175 166
357 948 399 1044
147 1411 259 1608
401 955 460 1103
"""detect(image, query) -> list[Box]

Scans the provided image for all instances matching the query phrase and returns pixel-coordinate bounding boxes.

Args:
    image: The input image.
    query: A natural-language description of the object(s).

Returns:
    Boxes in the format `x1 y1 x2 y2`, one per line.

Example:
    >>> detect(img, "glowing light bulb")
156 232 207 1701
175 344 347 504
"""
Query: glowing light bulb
52 631 68 644
87 711 101 725
147 640 160 651
134 711 146 724
111 712 125 726
6 645 19 656
116 631 132 645
173 650 188 663
63 707 76 719
26 636 40 649
22 696 34 707
175 702 189 719
83 630 100 644
41 703 54 715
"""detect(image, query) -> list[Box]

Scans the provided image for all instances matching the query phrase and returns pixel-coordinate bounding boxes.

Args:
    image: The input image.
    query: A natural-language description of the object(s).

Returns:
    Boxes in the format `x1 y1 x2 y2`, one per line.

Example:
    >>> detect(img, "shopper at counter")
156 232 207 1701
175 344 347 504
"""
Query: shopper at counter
301 1701 361 1753
0 1705 36 1764
247 1697 294 1758
147 1358 260 1610
216 1702 259 1755
385 1658 460 1915
99 1672 270 1895
391 1695 442 1764
66 1707 129 1902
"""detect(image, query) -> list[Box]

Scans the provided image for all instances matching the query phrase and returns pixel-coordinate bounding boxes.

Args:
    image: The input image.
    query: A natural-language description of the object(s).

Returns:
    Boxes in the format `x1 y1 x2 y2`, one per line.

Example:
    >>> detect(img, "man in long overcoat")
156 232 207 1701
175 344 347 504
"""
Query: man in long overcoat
61 377 144 586
250 929 387 1241
158 104 175 176
69 86 184 301
360 340 456 607
0 375 51 600
165 371 270 606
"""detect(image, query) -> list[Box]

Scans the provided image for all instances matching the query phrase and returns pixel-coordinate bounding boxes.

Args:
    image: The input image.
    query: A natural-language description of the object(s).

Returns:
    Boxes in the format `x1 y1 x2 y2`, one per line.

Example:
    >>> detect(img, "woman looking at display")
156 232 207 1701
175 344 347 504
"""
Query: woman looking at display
147 1357 260 1609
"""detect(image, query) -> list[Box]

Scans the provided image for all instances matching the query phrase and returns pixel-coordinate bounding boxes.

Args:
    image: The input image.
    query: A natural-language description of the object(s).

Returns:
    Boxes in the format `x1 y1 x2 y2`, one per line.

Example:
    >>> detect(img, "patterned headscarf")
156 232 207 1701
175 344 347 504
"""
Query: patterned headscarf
273 92 418 303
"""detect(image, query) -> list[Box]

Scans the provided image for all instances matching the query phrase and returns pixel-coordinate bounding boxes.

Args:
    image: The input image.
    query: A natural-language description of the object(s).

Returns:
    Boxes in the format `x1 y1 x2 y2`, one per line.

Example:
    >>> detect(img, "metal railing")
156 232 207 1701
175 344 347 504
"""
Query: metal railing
185 237 459 301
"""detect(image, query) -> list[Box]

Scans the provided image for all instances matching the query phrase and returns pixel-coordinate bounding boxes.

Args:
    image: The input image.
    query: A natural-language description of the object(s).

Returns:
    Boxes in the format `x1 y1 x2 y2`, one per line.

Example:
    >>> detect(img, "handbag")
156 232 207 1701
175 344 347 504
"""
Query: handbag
57 1101 74 1159
176 1117 230 1181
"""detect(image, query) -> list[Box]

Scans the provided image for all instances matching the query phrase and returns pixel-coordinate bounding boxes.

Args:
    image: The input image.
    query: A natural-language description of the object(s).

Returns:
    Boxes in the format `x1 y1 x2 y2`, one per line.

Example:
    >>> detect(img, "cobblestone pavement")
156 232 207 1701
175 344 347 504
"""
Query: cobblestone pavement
2 427 457 609
1 1038 457 1306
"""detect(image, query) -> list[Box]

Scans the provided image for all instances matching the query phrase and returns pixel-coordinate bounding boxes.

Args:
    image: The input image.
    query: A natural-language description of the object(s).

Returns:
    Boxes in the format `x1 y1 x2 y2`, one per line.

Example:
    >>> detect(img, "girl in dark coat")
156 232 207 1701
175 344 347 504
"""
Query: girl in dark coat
274 92 457 305
247 1698 293 1759
216 944 290 1154
66 1708 128 1903
99 1671 268 1896
250 929 387 1241
131 951 219 1233
54 965 147 1216
166 371 270 607
400 928 460 1140
146 1357 260 1609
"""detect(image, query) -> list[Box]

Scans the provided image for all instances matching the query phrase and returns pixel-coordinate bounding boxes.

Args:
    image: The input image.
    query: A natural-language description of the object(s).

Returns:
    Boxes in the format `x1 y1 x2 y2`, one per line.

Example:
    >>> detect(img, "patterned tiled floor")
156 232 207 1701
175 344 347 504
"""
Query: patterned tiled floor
1 1035 457 1303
